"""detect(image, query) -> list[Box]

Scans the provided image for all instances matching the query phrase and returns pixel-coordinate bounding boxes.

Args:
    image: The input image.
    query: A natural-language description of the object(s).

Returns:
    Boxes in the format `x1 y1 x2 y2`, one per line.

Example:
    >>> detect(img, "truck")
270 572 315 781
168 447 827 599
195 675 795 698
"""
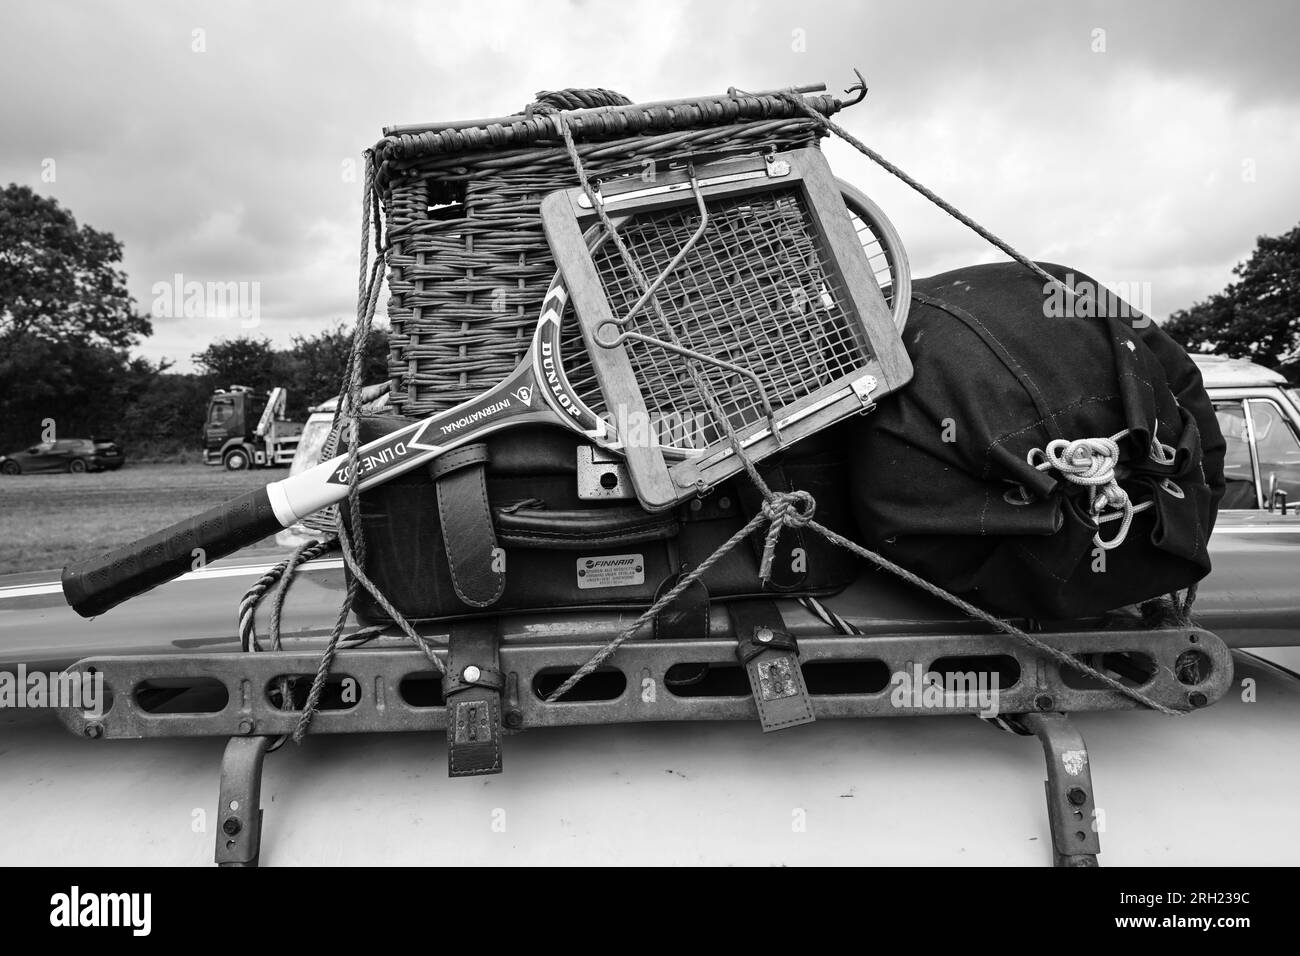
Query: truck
202 385 304 470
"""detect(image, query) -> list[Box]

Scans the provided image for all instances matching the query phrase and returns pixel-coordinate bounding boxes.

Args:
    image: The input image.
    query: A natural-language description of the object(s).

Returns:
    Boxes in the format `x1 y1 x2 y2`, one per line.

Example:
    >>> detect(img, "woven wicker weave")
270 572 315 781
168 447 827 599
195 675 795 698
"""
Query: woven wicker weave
372 89 844 417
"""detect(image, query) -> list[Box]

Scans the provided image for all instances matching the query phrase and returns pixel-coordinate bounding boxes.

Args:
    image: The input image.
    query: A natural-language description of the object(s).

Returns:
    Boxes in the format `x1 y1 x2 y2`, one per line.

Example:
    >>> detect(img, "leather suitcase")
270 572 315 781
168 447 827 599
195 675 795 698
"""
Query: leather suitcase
340 416 862 625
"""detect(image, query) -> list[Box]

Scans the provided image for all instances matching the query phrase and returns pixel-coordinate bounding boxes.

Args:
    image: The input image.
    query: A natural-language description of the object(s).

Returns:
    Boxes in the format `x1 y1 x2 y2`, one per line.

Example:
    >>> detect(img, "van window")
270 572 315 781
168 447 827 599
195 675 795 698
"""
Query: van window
1247 399 1300 507
1213 402 1258 509
209 402 234 425
1212 399 1300 509
289 419 333 477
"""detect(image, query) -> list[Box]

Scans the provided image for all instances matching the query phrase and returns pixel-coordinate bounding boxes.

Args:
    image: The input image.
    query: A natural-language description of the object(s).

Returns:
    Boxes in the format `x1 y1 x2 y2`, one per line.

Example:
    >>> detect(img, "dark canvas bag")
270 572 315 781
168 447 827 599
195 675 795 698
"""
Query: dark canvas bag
850 262 1226 619
340 418 862 625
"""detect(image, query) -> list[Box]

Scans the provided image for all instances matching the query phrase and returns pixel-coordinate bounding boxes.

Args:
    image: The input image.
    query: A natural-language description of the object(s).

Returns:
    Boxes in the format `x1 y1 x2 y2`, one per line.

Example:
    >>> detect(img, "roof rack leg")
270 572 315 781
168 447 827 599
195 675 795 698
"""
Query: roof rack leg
1019 712 1101 867
215 735 274 868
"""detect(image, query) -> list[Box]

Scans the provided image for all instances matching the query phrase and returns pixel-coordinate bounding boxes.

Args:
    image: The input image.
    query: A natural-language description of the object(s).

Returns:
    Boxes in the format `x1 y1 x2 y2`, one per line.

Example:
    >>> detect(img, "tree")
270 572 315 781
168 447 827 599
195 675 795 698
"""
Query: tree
1165 223 1300 381
192 326 388 421
278 322 389 417
0 183 394 455
118 369 212 454
0 184 150 349
192 336 279 393
0 184 152 449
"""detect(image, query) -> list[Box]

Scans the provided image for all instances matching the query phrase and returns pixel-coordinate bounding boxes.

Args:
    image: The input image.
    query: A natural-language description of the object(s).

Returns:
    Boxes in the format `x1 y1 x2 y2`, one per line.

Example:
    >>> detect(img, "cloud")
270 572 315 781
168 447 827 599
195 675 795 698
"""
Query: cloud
2 0 1297 370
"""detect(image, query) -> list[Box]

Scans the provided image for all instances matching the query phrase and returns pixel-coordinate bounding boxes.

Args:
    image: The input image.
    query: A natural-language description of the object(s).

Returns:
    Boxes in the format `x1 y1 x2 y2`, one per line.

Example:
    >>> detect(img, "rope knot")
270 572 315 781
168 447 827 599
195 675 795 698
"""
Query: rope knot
1028 430 1152 551
758 490 817 582
761 489 817 527
1037 435 1121 486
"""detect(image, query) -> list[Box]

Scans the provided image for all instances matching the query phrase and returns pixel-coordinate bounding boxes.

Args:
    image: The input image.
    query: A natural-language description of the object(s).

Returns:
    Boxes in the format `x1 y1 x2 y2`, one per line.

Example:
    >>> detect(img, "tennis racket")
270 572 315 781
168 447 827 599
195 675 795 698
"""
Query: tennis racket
62 248 637 618
63 153 912 616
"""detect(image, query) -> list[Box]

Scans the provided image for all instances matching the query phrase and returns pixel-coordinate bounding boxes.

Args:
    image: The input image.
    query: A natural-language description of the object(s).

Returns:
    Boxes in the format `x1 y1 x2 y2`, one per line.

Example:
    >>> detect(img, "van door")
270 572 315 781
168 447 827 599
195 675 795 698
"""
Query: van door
1247 398 1300 511
205 397 237 454
1212 398 1300 510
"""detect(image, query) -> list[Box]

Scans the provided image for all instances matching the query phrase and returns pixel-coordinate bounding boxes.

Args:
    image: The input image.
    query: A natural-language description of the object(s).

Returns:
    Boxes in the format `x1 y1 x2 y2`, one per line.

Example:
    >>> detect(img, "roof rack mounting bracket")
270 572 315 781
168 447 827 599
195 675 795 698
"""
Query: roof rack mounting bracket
1020 712 1102 867
214 734 273 868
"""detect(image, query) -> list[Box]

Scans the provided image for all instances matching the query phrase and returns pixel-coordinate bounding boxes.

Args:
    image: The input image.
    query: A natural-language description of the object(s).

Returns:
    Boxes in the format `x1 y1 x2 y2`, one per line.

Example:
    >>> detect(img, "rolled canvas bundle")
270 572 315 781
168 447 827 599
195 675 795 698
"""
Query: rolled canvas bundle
850 262 1225 619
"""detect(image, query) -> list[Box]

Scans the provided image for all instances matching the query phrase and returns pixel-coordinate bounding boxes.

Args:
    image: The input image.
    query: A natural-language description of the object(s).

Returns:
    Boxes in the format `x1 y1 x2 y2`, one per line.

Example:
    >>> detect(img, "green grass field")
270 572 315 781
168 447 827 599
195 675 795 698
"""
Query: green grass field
0 464 278 575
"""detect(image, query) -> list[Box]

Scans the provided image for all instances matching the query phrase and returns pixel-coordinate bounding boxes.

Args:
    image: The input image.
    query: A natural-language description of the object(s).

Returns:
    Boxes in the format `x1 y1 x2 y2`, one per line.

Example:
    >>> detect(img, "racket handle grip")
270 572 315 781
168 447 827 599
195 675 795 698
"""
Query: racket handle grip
62 487 283 618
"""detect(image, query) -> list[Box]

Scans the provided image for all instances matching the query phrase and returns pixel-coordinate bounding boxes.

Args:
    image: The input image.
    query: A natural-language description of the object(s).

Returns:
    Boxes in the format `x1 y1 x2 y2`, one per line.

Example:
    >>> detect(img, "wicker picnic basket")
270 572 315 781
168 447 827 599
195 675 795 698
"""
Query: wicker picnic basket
370 86 847 417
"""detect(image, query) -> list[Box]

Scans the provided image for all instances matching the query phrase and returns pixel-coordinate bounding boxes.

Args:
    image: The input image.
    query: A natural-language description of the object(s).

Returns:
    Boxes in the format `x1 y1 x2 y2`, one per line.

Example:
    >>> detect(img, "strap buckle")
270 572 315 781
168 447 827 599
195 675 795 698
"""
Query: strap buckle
728 603 816 732
441 621 505 777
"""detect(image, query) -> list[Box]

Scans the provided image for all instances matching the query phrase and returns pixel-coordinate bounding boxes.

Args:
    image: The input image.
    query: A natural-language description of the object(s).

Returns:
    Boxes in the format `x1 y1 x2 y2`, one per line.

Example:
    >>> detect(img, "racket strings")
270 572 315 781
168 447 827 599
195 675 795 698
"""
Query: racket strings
848 209 897 301
577 189 871 450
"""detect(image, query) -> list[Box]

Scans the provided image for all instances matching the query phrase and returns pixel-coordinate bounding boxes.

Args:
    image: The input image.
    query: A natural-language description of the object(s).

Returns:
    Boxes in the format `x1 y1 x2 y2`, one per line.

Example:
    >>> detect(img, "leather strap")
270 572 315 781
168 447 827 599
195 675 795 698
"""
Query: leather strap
431 444 504 608
441 619 504 777
727 601 815 732
652 570 710 641
656 571 712 689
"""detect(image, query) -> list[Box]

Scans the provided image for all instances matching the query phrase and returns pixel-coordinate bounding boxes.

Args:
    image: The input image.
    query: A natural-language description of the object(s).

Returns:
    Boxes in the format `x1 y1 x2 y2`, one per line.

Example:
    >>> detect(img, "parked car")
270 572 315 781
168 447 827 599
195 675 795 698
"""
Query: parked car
1197 354 1300 512
0 437 124 474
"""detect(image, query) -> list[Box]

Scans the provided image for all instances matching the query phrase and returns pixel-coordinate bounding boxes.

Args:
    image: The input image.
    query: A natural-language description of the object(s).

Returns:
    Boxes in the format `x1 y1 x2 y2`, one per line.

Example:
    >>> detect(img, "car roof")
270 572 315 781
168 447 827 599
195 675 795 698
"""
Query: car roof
1192 353 1289 388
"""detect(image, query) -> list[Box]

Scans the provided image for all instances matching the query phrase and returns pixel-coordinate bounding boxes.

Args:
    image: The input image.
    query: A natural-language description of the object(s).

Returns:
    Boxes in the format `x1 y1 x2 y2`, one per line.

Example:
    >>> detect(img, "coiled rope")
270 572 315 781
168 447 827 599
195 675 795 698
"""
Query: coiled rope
531 88 633 112
1025 429 1177 551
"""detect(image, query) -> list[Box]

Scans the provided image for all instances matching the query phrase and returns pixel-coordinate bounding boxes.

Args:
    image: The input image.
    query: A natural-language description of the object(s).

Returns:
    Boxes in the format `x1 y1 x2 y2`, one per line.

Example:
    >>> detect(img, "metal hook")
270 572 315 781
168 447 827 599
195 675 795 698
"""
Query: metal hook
842 69 868 107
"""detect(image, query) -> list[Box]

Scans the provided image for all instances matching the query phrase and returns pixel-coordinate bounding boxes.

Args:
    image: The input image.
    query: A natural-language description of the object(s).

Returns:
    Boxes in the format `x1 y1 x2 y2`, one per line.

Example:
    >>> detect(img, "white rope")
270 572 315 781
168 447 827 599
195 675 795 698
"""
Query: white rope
1027 429 1173 551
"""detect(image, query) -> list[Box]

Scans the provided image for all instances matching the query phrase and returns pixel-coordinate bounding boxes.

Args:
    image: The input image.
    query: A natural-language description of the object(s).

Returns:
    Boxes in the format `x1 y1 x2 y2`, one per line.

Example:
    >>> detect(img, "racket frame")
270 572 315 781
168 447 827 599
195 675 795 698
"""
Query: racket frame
268 280 615 527
540 147 913 510
837 177 912 332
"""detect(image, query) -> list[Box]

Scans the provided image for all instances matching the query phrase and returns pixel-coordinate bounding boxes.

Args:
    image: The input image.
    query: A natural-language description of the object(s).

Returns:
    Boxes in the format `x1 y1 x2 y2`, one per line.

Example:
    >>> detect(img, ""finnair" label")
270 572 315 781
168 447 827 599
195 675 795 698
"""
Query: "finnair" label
576 553 645 590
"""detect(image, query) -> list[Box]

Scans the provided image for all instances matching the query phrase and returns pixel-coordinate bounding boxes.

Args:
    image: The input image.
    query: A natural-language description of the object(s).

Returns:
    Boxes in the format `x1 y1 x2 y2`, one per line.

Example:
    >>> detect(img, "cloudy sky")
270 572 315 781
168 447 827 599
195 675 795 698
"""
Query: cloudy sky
2 0 1297 370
